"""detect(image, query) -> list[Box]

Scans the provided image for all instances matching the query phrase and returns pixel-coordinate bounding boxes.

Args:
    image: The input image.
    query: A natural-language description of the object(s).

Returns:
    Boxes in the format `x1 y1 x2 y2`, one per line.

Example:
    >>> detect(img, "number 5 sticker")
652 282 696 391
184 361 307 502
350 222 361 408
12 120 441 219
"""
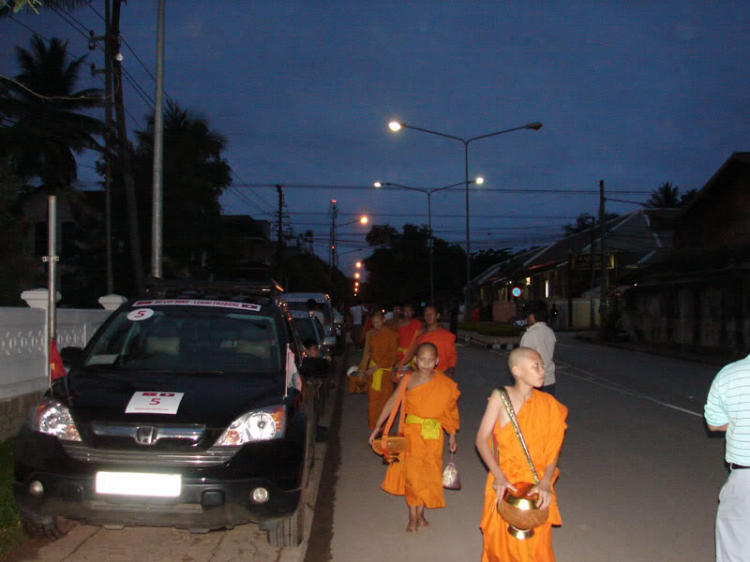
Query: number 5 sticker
127 308 154 322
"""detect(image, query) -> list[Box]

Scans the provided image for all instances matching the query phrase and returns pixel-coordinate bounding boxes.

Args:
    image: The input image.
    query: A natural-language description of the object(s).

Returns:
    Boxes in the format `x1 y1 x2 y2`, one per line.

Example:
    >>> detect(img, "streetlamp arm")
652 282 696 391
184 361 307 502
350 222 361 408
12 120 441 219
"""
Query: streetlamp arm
467 122 542 144
399 123 466 144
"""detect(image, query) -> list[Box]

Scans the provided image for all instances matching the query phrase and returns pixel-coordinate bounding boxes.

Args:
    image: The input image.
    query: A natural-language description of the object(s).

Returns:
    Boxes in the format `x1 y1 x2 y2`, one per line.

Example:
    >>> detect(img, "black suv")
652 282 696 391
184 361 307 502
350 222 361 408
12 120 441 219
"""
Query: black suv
13 279 322 546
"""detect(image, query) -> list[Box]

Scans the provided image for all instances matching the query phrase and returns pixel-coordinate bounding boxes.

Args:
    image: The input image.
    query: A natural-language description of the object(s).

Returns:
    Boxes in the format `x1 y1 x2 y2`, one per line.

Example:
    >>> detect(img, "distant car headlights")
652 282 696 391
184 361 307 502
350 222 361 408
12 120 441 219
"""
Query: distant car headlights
214 405 286 446
31 398 82 441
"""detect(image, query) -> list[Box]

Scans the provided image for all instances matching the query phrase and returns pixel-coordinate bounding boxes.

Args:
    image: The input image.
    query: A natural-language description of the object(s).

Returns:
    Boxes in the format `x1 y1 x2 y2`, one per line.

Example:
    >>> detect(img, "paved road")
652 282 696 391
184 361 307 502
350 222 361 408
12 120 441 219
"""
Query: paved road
323 339 728 562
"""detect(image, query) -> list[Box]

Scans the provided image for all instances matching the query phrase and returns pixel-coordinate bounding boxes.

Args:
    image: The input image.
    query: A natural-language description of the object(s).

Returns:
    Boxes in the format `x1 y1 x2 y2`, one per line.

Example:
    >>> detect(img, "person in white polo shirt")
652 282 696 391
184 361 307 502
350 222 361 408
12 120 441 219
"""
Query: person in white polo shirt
519 301 557 395
705 354 750 561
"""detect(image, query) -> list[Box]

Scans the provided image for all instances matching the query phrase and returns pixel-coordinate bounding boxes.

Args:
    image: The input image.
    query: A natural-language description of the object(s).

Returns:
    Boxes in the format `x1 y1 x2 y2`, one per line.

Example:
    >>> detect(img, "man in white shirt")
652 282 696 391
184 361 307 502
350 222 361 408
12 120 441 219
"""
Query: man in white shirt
519 302 557 395
349 302 365 347
705 355 750 561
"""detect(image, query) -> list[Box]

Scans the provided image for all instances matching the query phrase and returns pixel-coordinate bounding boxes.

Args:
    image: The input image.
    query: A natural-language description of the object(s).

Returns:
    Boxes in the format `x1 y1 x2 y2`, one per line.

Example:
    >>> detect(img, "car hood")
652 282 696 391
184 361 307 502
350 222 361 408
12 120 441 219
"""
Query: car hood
64 368 285 429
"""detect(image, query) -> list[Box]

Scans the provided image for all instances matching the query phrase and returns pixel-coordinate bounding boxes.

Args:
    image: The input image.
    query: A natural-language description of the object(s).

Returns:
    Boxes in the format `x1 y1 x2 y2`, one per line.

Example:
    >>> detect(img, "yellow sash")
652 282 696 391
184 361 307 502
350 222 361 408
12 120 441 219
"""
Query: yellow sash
368 359 391 392
397 346 407 354
405 414 441 440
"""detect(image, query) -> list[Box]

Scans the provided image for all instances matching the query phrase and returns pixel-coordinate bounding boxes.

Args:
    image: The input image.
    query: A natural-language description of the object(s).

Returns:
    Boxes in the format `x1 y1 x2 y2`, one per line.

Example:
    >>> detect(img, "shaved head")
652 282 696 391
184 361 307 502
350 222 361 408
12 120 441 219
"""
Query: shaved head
508 347 542 370
371 310 384 321
416 342 438 358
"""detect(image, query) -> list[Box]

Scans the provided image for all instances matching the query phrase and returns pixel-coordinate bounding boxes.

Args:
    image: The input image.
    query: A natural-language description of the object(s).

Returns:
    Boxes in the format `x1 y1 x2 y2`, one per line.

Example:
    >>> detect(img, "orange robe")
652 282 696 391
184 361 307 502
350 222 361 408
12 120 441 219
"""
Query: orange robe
360 328 399 429
397 319 423 362
418 327 457 371
480 390 568 562
382 371 460 508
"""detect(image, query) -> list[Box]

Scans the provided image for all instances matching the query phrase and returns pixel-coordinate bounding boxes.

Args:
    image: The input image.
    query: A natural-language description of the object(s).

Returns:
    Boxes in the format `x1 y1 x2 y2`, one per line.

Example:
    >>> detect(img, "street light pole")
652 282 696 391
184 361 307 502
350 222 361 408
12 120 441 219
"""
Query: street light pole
389 120 542 322
374 180 476 304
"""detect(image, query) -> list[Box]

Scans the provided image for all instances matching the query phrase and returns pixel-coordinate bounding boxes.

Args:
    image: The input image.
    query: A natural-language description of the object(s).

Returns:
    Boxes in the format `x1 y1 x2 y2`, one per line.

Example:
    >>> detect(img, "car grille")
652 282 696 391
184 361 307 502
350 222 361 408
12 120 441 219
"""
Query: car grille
61 442 241 467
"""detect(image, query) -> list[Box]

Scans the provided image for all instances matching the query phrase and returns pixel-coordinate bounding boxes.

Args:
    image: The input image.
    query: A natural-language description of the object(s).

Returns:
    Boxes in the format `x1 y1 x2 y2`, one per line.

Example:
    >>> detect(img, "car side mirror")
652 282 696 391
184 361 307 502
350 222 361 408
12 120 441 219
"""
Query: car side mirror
300 357 330 379
60 346 85 368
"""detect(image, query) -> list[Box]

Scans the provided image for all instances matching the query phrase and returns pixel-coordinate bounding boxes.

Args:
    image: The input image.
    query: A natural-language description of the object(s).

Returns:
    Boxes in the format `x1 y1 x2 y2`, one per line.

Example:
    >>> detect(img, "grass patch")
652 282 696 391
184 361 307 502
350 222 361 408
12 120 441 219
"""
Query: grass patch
458 322 521 338
0 438 23 557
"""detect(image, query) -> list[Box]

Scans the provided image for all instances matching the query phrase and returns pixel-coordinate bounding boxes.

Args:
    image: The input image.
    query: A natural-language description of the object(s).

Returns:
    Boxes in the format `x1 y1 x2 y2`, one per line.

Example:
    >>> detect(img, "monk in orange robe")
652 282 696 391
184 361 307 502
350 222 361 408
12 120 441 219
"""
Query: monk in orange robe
395 304 422 367
370 343 460 533
395 305 457 378
475 347 568 562
359 311 399 429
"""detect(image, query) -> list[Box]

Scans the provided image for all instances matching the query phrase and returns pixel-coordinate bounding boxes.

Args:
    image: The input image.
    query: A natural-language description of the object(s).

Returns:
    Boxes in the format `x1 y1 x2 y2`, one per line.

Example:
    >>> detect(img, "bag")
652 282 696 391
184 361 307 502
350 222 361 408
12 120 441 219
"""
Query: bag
371 373 410 463
442 452 461 490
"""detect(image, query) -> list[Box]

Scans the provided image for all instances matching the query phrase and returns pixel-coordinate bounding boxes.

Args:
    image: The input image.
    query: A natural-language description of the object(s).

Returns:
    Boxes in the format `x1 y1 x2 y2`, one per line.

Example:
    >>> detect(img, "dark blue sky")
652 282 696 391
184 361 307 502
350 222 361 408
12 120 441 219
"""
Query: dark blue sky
3 1 749 274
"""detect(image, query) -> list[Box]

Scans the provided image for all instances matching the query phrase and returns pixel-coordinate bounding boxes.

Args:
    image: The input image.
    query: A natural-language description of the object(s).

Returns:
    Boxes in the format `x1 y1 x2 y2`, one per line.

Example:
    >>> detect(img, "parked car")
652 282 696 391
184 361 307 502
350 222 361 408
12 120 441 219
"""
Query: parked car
13 279 323 547
279 293 339 351
291 311 332 363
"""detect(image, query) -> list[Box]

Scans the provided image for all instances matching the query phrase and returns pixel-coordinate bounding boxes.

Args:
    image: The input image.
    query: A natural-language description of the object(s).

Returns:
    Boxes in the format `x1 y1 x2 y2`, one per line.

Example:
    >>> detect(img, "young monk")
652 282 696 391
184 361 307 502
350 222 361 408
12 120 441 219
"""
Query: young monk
392 303 423 380
359 311 399 429
369 343 460 533
475 347 568 562
394 304 457 378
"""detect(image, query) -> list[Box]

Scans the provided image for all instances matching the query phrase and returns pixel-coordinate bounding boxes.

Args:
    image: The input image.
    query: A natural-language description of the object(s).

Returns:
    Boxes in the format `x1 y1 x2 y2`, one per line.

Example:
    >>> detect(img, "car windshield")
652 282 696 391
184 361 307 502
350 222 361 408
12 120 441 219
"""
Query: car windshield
284 301 332 323
82 305 282 375
293 317 321 343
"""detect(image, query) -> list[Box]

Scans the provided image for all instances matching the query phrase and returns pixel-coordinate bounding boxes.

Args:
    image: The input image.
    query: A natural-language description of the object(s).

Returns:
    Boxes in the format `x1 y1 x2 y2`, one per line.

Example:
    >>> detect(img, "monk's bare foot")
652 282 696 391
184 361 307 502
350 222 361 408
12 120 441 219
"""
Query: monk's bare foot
418 516 430 529
406 519 419 533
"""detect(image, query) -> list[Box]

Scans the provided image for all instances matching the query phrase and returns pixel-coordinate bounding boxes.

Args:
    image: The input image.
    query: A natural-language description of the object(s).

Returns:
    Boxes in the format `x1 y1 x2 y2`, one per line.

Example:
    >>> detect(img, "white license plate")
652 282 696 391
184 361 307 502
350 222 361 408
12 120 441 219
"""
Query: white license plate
95 472 181 497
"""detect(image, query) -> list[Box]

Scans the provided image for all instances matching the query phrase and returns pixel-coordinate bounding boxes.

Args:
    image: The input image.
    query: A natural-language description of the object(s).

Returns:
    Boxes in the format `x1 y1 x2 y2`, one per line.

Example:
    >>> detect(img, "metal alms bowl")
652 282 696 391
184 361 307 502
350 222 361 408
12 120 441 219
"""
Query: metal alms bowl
496 482 549 539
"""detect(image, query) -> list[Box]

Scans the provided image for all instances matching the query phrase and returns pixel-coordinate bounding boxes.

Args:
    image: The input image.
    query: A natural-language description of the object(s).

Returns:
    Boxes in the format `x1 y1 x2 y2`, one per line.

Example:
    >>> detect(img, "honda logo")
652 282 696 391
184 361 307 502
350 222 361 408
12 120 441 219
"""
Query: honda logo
135 426 159 445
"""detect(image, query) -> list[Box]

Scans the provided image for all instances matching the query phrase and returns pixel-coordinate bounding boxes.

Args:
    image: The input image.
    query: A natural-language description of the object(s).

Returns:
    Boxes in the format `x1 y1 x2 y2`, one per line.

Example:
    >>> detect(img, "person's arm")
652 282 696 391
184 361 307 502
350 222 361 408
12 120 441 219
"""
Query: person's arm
475 391 516 501
708 423 728 432
368 378 406 444
358 332 371 373
705 370 729 432
530 455 559 510
448 433 457 453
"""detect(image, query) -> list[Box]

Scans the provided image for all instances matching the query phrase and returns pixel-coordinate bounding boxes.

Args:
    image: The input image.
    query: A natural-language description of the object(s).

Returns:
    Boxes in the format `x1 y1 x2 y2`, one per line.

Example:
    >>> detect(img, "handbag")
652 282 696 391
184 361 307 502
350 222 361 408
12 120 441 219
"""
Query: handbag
494 388 549 539
442 452 461 490
371 373 409 463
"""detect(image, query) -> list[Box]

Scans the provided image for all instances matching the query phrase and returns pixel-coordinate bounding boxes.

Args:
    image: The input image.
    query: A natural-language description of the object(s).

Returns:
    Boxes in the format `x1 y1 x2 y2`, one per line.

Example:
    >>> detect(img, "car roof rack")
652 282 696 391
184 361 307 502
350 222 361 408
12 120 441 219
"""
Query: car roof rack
144 277 284 301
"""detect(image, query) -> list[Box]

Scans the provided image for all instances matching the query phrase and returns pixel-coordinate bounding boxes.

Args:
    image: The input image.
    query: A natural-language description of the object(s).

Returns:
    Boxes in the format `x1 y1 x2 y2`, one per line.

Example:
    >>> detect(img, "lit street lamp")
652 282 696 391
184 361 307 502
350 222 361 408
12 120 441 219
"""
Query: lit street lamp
374 178 483 304
329 207 369 285
389 120 542 321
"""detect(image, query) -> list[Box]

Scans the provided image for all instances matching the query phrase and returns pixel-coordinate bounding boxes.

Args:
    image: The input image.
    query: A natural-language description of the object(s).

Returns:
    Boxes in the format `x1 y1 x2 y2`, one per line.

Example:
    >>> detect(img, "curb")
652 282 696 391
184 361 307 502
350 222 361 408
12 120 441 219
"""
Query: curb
457 330 520 350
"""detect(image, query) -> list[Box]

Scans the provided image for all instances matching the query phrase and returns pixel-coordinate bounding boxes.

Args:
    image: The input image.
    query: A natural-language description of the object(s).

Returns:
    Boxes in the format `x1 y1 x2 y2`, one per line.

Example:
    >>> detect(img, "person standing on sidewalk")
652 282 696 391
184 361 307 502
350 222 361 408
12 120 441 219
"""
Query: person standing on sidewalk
350 301 365 347
359 311 399 429
705 354 750 562
394 304 457 378
520 301 557 395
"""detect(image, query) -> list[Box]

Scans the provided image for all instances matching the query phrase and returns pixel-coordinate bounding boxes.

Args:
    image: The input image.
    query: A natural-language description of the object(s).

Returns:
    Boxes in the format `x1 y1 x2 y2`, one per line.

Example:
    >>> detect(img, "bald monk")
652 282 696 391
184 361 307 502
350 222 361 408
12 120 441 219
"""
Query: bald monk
359 311 399 429
394 304 457 378
475 347 568 562
369 342 460 533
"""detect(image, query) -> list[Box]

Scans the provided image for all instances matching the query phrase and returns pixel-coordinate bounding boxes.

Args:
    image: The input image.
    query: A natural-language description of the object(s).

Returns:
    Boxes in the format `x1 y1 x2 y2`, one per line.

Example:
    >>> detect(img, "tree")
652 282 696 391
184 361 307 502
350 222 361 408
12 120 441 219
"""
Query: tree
680 188 698 207
562 212 620 236
645 182 681 208
362 224 465 306
0 35 103 191
472 248 512 277
0 157 34 305
130 101 231 277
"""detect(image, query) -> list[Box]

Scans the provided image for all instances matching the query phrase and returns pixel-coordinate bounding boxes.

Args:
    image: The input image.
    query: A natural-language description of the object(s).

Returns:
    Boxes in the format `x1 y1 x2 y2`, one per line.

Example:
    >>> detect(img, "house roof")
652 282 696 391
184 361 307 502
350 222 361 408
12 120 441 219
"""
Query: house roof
679 152 750 217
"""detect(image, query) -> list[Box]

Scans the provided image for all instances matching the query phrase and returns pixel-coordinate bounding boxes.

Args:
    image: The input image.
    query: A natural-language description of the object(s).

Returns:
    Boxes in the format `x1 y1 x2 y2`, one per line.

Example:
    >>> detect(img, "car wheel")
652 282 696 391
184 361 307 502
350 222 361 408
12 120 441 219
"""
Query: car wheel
21 514 76 540
267 494 304 547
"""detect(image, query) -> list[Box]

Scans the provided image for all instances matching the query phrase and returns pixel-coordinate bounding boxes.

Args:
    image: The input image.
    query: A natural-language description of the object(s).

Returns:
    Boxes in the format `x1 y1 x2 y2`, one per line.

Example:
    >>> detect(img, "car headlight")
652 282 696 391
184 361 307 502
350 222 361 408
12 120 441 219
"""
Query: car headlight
31 398 81 441
214 405 286 446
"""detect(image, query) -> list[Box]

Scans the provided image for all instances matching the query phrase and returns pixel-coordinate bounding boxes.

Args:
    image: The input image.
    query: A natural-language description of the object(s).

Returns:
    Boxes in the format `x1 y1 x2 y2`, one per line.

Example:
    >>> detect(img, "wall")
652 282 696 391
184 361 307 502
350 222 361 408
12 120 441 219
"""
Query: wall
0 306 112 441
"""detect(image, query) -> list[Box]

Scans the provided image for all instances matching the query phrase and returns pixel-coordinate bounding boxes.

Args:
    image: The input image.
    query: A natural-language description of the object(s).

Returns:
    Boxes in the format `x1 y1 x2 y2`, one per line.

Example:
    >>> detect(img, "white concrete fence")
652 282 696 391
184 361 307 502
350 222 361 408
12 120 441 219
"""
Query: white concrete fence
0 290 125 441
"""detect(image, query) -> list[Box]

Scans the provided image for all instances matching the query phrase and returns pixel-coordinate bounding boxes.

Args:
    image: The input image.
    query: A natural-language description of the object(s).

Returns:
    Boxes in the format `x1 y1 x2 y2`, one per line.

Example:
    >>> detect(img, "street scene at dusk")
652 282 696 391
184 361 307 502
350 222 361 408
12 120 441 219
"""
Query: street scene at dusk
1 1 749 561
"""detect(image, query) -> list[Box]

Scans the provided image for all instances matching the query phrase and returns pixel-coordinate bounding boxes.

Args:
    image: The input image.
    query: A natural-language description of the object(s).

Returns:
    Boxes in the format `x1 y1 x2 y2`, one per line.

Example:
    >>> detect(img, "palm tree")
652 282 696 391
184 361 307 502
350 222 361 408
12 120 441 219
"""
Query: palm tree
1 35 103 191
645 182 681 208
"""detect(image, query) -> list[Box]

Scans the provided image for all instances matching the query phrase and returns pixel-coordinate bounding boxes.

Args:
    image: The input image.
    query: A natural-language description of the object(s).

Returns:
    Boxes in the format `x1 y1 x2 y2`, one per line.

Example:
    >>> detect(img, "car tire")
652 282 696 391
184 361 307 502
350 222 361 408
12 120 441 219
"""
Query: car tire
21 514 76 540
267 492 305 547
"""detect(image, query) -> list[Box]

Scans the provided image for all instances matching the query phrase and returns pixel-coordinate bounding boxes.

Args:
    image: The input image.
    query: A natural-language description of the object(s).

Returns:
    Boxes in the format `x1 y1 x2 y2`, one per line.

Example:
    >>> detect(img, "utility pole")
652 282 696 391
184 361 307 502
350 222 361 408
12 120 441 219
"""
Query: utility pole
89 0 114 294
151 0 165 278
276 185 284 273
599 179 608 340
111 0 145 294
328 199 338 286
589 217 596 329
